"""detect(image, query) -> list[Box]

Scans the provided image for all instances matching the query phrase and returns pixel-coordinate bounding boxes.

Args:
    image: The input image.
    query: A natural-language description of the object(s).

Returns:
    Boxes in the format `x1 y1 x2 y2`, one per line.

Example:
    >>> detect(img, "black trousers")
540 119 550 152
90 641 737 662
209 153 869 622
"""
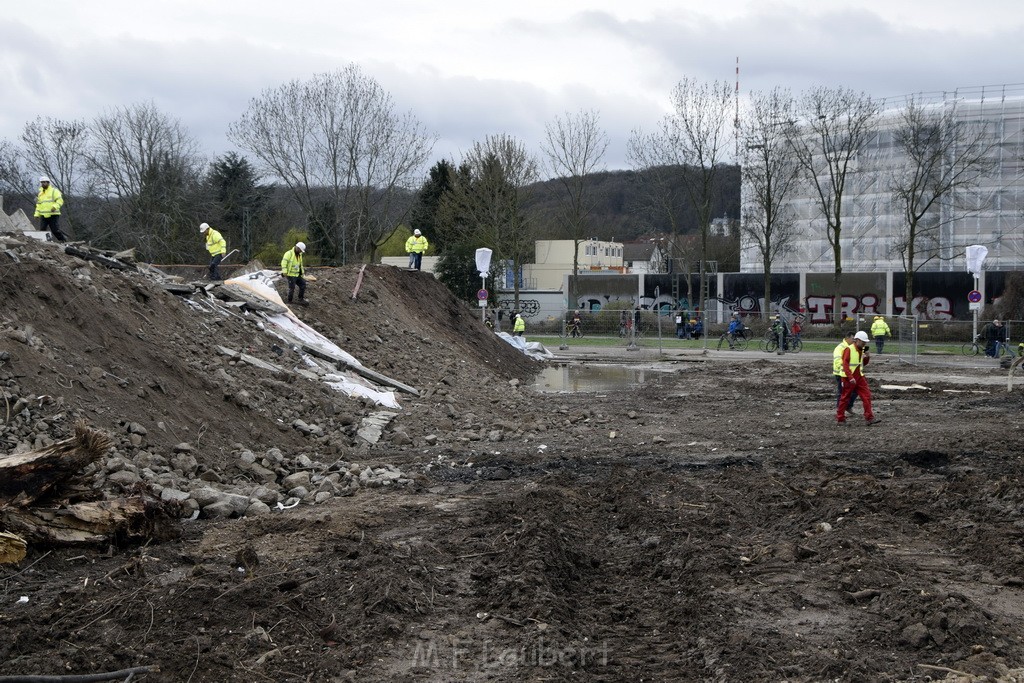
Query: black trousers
208 254 224 280
412 252 423 270
41 215 67 242
287 276 306 302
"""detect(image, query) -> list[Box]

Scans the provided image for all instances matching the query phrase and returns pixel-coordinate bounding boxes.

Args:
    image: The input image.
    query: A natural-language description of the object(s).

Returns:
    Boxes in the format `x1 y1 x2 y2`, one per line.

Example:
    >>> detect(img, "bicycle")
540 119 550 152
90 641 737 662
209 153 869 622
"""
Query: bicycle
759 330 802 353
964 335 1016 357
569 320 583 338
717 329 748 351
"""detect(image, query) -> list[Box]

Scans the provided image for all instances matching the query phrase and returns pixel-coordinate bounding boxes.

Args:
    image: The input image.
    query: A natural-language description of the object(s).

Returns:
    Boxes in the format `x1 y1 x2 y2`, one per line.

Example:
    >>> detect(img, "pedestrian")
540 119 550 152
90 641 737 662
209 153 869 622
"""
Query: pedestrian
836 330 880 425
35 176 67 242
675 311 685 339
513 312 526 337
405 229 428 271
199 223 226 280
280 241 308 306
771 314 789 350
870 315 891 353
982 318 1007 357
832 330 857 416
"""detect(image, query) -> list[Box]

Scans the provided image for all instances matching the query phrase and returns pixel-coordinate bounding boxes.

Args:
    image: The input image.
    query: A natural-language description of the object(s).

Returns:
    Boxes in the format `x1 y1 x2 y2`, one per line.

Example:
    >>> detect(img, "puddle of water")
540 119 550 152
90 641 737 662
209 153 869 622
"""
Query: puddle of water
533 364 674 393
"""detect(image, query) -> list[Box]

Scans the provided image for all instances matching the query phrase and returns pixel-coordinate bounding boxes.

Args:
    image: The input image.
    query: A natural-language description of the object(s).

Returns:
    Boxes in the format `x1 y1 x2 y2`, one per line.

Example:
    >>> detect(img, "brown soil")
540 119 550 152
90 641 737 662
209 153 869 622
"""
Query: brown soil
3 239 1024 682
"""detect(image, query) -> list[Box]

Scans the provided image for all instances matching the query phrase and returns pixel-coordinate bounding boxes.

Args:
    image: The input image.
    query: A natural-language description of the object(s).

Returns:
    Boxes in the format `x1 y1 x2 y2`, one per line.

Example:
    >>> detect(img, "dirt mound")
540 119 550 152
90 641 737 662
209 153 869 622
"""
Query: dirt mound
0 238 536 469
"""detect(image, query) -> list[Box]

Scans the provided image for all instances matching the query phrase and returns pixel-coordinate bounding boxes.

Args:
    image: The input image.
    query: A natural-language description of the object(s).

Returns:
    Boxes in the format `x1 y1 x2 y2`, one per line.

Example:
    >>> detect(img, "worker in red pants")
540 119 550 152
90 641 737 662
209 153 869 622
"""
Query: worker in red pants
836 331 881 425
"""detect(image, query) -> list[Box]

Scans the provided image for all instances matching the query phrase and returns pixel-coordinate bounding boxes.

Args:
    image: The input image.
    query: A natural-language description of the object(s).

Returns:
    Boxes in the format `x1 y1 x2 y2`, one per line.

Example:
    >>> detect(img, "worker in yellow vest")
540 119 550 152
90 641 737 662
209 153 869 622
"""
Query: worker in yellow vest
870 315 891 354
35 176 67 242
513 313 525 337
199 223 227 280
405 229 428 270
832 330 856 416
280 241 308 306
837 331 880 425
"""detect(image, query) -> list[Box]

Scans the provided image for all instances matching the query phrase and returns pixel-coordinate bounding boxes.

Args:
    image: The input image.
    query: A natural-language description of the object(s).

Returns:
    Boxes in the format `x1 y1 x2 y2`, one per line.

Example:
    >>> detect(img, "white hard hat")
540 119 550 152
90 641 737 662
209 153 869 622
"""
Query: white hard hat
295 242 306 252
854 331 870 343
413 229 421 236
40 175 50 183
199 222 210 232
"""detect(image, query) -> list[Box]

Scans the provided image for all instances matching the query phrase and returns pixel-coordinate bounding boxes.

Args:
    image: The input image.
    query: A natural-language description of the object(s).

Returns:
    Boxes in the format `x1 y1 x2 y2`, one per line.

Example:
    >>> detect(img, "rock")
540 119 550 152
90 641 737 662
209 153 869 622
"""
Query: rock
247 463 279 484
391 431 413 446
314 492 332 504
281 471 311 490
171 453 199 475
199 470 222 483
295 454 314 468
127 422 148 436
509 378 521 387
250 485 281 505
487 430 503 442
245 501 272 517
652 435 667 443
292 419 312 435
265 448 284 464
160 488 191 503
172 443 194 454
900 622 930 648
239 450 257 465
191 487 227 508
203 501 237 519
108 470 142 486
128 434 144 447
424 434 438 446
288 486 310 499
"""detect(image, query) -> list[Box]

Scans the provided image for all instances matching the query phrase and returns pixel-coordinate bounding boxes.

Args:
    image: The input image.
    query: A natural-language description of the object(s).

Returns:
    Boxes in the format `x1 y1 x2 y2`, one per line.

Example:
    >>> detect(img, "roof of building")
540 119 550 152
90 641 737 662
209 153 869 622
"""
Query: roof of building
622 242 658 262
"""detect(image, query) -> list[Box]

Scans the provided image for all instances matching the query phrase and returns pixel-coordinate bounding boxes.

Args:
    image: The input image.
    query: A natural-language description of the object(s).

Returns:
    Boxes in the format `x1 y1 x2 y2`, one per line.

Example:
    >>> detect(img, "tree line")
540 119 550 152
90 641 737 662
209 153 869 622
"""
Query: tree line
3 65 992 319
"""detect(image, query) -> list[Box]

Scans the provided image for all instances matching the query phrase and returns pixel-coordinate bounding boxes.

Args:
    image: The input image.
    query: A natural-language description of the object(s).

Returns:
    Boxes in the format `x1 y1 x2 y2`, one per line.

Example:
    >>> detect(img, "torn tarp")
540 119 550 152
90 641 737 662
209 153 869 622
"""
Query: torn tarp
496 332 554 361
223 270 400 409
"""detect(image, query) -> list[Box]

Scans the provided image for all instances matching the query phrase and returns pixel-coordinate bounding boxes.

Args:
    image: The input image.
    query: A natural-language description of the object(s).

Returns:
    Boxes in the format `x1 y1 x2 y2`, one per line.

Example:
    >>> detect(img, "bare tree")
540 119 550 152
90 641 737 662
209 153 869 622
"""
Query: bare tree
229 64 435 264
626 137 695 309
86 101 204 257
441 134 539 309
20 117 90 232
789 86 878 324
541 109 609 307
0 139 30 210
630 77 734 318
888 96 997 306
739 88 801 318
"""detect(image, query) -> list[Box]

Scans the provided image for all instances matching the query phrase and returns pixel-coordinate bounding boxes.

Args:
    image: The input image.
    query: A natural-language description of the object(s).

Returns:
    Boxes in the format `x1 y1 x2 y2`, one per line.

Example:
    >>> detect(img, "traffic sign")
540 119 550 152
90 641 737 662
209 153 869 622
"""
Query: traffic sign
969 302 982 311
968 290 982 303
477 289 488 300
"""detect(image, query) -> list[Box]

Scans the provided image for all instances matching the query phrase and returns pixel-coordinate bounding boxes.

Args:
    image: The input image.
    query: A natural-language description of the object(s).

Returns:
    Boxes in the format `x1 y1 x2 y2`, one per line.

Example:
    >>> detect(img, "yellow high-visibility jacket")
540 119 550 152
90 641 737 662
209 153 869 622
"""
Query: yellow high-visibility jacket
35 186 64 217
205 228 226 256
513 316 525 333
870 319 890 337
281 249 304 278
405 235 428 254
832 340 850 377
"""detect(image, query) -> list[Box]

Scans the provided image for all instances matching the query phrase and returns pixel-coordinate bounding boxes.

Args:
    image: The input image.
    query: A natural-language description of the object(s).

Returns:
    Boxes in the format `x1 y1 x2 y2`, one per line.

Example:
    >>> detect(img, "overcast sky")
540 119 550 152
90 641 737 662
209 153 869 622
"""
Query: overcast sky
2 0 1022 174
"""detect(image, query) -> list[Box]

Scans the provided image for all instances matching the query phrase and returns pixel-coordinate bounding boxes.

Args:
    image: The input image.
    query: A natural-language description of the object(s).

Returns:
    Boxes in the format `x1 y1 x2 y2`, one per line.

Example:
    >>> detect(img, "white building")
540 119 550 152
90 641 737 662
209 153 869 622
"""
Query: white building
741 85 1024 274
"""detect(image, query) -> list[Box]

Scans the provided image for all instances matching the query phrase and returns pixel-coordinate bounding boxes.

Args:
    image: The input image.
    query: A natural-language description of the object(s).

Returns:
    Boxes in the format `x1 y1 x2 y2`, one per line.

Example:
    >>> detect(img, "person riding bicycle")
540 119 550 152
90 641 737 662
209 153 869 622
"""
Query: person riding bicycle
725 315 743 350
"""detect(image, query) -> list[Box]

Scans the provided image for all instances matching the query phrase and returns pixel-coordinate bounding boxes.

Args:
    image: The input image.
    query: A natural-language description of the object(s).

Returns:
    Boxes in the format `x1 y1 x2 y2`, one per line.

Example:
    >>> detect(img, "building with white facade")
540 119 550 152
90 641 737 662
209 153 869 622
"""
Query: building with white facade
741 85 1024 275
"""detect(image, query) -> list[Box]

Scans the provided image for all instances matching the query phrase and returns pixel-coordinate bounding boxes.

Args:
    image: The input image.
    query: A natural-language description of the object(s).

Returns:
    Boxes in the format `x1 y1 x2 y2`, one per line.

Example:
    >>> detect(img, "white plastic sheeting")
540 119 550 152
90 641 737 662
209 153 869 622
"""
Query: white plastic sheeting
223 270 400 409
495 332 554 361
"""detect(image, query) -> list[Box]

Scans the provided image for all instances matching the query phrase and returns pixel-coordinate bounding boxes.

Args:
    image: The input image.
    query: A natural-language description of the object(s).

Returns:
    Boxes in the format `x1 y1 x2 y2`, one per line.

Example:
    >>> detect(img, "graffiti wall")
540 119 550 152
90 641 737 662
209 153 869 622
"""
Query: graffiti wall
499 271 1011 323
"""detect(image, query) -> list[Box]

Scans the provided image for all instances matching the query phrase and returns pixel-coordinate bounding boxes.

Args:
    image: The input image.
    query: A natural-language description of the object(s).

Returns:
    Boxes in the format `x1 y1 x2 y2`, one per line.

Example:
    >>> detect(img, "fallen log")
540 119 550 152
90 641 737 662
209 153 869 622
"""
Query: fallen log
0 496 180 547
0 422 112 507
63 245 133 271
0 530 27 564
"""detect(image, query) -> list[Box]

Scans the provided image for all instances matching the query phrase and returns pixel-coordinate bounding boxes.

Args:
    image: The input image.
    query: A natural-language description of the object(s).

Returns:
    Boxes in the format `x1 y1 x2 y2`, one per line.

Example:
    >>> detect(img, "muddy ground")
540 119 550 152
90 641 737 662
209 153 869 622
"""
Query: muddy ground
2 236 1024 682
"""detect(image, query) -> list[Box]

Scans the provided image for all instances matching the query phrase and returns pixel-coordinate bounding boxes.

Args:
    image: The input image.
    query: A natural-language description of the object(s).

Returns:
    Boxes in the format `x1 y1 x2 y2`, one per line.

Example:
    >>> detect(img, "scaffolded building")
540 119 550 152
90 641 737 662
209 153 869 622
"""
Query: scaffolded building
741 84 1024 274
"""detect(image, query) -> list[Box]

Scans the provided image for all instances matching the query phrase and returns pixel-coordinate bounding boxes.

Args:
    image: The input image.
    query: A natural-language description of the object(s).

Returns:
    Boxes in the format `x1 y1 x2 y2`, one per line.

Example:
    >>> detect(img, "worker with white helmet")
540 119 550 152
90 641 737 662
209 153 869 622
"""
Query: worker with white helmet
35 176 67 242
836 330 880 425
404 228 428 271
198 222 227 280
280 241 308 306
